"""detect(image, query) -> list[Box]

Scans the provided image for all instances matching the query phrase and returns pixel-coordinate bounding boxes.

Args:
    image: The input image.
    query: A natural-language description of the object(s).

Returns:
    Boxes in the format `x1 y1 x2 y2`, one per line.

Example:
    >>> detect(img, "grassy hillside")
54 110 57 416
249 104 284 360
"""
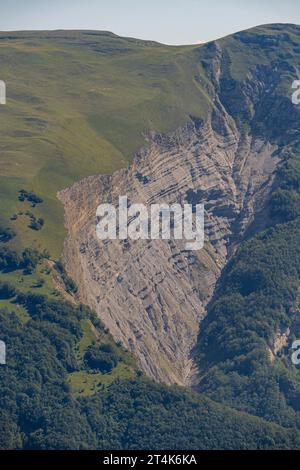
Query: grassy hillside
0 30 210 258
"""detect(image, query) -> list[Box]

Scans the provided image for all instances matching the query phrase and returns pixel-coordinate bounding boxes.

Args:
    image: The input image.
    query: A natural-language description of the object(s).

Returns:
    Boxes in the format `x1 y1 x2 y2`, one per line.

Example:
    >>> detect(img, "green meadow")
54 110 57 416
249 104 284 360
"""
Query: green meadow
0 31 209 259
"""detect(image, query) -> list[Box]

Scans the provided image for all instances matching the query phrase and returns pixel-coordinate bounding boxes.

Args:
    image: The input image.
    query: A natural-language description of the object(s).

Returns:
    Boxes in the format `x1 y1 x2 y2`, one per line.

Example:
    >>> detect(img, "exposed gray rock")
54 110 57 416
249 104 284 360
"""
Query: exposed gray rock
58 103 279 385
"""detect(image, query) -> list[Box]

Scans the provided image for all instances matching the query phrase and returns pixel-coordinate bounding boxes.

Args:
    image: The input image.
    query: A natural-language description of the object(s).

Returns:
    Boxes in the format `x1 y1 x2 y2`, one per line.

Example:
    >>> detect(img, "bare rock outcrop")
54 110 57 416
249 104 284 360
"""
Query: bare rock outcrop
58 103 279 385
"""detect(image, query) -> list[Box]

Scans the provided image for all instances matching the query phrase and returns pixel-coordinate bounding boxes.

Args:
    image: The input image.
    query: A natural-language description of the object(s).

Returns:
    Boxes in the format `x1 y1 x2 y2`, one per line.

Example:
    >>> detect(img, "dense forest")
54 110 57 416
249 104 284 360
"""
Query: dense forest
1 293 300 449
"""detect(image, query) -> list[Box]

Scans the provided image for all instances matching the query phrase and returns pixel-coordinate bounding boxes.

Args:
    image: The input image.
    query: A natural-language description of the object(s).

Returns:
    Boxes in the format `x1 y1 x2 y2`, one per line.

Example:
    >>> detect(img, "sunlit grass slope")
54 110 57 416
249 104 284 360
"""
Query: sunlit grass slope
0 30 209 257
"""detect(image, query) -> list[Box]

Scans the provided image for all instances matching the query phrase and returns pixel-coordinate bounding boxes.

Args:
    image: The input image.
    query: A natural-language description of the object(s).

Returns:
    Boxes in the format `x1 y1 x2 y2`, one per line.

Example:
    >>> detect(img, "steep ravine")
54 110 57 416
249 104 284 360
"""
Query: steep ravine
58 102 279 385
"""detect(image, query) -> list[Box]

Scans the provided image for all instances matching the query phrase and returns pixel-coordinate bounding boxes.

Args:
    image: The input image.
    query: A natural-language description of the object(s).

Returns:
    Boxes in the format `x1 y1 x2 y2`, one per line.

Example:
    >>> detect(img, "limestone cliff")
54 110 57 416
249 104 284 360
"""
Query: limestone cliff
58 100 279 384
57 25 300 385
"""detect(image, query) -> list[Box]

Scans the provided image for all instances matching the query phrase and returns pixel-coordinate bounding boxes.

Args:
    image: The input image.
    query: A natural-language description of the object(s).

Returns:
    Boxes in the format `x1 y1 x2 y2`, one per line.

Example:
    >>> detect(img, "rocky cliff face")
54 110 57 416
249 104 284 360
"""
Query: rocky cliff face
57 24 300 385
58 91 279 384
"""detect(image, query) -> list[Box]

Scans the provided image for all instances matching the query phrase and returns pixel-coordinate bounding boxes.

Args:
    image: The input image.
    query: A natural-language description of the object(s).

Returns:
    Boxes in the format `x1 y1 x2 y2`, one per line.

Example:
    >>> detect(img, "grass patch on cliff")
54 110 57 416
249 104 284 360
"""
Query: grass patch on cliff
77 318 97 360
0 299 29 323
68 363 136 397
0 259 61 298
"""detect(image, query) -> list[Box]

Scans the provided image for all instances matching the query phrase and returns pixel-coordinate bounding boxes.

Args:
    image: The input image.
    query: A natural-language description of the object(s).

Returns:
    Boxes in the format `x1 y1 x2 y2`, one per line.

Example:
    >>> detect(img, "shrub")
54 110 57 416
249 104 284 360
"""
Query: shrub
84 344 120 373
0 227 16 243
0 282 16 299
18 189 43 205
